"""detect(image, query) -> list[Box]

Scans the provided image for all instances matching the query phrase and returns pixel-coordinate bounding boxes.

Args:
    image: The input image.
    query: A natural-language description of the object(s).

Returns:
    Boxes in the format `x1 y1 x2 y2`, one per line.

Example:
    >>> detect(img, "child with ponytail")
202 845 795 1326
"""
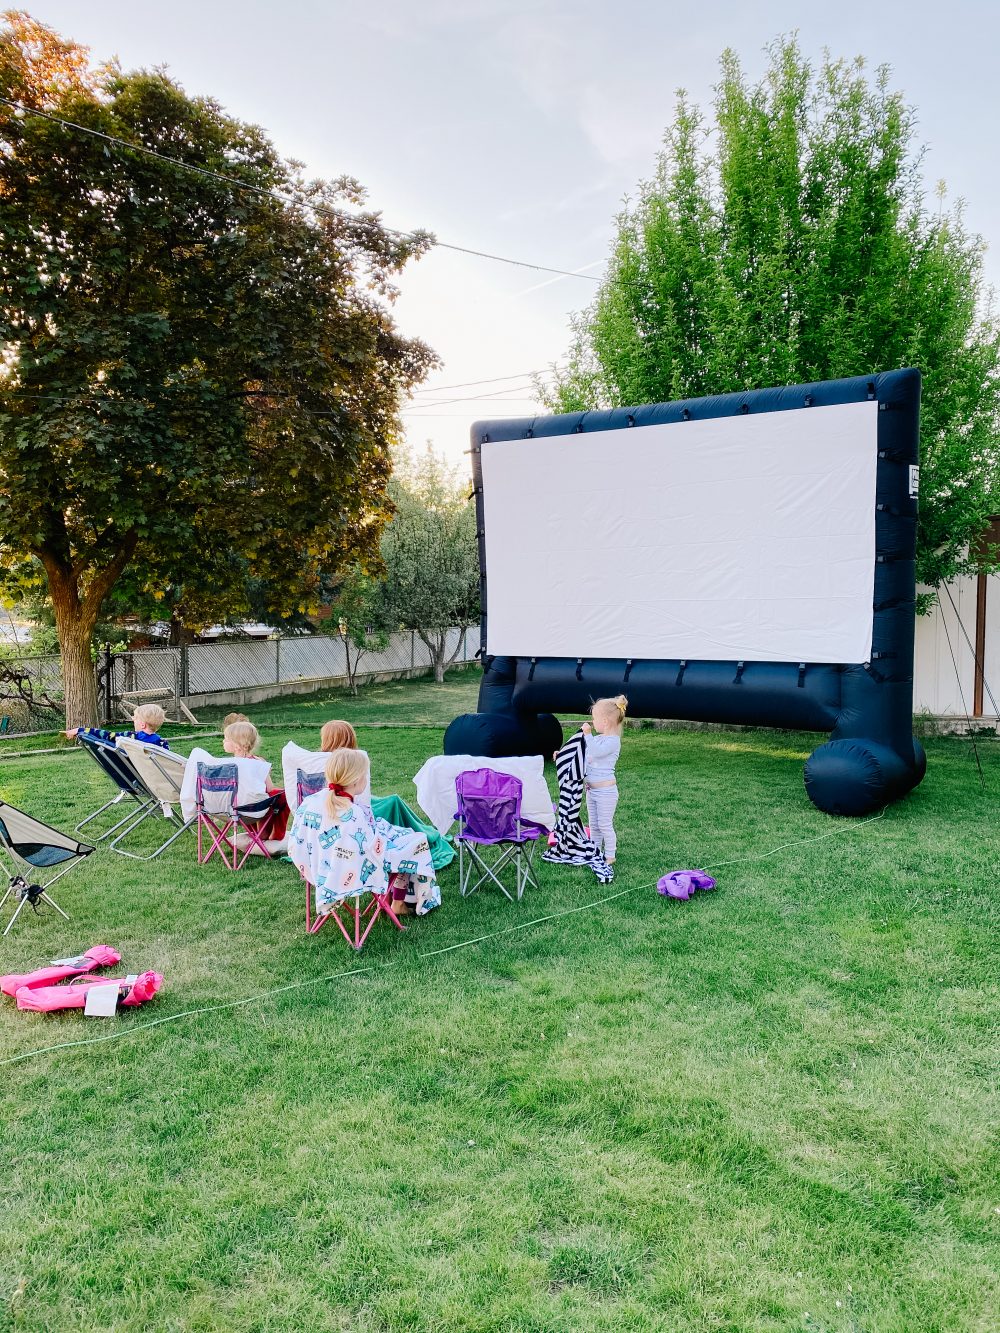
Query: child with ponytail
290 749 441 919
582 694 627 864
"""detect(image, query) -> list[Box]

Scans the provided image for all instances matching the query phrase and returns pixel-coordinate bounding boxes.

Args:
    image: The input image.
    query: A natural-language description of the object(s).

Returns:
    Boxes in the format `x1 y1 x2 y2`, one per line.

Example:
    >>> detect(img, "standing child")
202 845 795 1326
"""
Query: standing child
582 694 627 864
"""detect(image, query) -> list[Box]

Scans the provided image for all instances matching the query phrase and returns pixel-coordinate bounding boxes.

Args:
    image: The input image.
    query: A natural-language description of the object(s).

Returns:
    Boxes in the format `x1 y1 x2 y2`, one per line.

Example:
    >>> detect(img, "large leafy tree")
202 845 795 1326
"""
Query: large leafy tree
547 38 1000 591
0 13 435 723
375 444 480 683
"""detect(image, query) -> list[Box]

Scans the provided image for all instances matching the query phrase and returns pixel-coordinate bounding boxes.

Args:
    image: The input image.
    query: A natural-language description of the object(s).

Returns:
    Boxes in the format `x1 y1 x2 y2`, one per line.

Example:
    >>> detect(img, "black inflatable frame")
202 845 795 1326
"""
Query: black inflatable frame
444 368 926 816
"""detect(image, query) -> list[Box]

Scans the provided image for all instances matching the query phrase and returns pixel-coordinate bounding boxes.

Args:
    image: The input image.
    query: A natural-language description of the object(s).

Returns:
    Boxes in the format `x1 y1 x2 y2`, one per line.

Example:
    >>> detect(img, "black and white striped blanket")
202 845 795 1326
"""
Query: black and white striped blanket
541 729 614 883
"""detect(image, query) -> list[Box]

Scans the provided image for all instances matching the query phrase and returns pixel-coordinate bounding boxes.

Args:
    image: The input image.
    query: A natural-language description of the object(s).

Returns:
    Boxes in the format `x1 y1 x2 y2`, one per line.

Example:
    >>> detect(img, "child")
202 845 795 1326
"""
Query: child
222 719 289 853
320 719 358 752
290 750 441 921
317 720 440 915
67 703 169 749
582 694 627 864
222 711 250 731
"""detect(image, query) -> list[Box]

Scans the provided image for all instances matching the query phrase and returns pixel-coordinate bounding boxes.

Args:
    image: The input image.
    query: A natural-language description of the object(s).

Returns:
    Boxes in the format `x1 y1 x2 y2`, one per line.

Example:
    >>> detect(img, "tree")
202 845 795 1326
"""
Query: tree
0 13 435 724
545 38 1000 591
329 564 390 695
376 444 480 683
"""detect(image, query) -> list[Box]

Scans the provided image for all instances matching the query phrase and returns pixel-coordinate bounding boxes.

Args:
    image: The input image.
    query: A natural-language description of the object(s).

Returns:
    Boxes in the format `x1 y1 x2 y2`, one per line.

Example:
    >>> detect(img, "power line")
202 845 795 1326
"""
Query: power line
0 96 602 284
410 368 563 395
406 385 543 408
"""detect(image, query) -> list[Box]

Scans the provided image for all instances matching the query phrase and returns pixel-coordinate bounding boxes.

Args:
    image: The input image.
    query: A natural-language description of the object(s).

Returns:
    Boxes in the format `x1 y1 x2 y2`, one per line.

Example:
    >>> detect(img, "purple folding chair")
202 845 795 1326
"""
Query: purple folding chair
454 768 542 902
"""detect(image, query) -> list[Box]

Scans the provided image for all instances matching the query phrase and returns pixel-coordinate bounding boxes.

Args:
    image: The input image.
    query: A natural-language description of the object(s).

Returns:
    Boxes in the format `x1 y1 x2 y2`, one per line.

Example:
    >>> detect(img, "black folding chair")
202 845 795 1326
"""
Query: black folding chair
0 801 95 936
73 732 154 842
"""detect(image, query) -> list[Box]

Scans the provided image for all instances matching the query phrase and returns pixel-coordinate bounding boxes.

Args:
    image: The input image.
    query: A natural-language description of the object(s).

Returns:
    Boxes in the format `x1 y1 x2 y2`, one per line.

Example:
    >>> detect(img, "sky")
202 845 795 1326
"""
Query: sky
20 0 1000 468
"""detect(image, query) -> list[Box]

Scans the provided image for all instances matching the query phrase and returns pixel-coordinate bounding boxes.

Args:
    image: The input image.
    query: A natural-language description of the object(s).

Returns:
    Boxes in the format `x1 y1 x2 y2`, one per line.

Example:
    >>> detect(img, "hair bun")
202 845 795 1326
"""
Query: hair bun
614 695 628 716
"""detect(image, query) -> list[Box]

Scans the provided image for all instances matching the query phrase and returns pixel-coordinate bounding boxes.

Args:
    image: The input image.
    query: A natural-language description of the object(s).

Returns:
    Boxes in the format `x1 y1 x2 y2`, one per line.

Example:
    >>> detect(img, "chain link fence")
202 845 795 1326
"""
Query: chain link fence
0 652 65 736
0 628 481 736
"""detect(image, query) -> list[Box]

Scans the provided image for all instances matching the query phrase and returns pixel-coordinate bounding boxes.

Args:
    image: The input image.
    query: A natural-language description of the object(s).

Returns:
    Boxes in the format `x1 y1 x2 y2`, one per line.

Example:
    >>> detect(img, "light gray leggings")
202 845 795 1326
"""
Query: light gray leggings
586 784 619 861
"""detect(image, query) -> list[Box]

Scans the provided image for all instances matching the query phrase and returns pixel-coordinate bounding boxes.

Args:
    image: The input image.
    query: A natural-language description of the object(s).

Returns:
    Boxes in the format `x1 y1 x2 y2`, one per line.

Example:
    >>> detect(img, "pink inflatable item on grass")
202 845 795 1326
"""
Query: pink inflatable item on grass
1 945 121 997
15 970 163 1013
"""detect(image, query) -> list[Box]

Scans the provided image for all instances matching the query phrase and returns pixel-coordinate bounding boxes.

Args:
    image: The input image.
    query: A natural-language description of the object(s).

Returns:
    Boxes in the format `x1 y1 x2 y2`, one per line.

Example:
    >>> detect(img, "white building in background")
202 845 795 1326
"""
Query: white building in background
913 518 1000 725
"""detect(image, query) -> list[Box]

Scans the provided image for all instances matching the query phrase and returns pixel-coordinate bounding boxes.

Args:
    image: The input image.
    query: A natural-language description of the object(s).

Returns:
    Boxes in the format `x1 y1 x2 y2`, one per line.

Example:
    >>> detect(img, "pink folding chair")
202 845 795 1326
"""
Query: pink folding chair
304 872 407 950
195 762 276 871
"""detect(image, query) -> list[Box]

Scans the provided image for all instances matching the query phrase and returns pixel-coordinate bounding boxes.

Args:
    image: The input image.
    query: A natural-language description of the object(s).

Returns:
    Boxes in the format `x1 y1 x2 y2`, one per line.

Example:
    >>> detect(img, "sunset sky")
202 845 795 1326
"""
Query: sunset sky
25 0 1000 464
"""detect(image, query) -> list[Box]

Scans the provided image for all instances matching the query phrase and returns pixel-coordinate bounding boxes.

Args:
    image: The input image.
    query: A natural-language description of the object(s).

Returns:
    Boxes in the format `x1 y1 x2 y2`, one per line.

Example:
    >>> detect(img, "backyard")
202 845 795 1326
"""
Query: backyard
0 672 997 1332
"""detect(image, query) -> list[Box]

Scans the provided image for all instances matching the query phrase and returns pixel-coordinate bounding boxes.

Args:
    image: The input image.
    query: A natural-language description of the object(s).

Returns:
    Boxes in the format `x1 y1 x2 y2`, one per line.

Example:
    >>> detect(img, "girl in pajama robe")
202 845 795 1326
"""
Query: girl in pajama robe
290 750 440 917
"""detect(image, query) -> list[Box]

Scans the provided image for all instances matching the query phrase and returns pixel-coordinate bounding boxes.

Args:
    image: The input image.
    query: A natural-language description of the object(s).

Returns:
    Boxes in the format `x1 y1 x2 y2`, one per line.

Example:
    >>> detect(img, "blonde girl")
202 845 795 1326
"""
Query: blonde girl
290 749 392 917
581 694 627 863
222 719 289 852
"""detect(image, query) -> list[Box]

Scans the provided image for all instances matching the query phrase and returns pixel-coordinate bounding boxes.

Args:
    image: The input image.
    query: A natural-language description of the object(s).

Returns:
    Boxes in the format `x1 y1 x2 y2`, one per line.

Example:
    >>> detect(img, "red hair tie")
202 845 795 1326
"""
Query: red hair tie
328 782 354 801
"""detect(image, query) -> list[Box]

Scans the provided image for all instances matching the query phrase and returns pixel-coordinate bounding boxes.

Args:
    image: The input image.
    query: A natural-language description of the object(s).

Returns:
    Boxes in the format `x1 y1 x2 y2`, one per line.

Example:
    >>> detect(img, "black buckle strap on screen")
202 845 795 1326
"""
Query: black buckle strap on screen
797 663 806 688
527 657 537 681
871 650 897 661
576 658 584 681
876 503 909 517
624 658 635 683
876 552 908 564
675 659 688 687
484 655 495 674
877 448 910 463
733 660 746 685
867 381 876 400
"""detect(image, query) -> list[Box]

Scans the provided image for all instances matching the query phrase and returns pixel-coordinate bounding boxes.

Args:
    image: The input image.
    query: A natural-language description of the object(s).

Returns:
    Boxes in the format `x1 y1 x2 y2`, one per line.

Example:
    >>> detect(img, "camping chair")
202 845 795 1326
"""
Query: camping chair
454 769 542 902
195 762 277 871
306 879 407 950
0 802 95 936
107 738 194 861
296 768 326 809
74 732 153 842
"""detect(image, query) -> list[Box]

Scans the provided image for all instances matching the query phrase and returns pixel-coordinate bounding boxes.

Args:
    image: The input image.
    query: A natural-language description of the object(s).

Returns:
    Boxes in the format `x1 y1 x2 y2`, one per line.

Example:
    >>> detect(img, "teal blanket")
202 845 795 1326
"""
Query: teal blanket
370 794 455 871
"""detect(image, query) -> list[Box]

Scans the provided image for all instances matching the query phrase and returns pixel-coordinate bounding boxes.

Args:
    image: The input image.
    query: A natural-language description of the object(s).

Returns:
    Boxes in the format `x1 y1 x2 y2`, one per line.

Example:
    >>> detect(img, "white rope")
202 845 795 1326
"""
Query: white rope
0 810 887 1068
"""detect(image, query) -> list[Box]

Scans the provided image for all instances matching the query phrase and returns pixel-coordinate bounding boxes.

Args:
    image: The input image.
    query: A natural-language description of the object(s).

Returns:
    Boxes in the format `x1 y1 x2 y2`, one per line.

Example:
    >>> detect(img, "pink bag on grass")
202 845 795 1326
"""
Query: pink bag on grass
1 945 121 997
15 970 163 1013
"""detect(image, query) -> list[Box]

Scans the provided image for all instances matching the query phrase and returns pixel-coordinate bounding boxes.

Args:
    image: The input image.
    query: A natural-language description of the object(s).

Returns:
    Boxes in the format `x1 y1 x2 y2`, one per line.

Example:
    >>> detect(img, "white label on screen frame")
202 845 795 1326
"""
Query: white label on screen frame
909 465 920 498
481 400 879 665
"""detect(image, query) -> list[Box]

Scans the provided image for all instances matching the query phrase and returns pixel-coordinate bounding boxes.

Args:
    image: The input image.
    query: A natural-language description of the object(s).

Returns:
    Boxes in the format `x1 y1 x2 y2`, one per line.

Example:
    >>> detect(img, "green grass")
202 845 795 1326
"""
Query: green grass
0 684 998 1332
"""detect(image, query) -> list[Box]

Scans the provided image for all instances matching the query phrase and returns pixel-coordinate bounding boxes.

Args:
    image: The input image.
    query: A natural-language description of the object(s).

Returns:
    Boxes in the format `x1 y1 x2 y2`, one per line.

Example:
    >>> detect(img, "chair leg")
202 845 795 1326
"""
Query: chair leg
111 813 195 861
2 887 69 937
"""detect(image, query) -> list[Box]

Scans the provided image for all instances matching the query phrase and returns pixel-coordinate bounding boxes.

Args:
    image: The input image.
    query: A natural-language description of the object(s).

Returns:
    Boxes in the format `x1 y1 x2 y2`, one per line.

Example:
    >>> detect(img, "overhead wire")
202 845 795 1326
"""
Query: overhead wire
0 95 603 284
409 369 564 395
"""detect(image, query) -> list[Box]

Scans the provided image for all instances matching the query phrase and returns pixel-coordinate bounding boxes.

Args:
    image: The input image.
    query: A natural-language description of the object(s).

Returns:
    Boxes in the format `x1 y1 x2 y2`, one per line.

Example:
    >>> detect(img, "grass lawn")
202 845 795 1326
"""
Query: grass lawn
0 680 997 1332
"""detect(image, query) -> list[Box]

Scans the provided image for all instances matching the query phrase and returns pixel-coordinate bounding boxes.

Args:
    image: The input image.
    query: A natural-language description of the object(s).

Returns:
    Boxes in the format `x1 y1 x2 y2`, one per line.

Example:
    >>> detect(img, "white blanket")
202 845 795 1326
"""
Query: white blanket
280 742 372 814
180 747 273 822
412 754 555 835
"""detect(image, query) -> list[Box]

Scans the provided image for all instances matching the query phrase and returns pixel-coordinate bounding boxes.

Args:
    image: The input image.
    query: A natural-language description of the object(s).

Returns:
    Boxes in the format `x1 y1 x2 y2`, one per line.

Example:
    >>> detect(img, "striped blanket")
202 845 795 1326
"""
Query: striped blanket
541 729 614 883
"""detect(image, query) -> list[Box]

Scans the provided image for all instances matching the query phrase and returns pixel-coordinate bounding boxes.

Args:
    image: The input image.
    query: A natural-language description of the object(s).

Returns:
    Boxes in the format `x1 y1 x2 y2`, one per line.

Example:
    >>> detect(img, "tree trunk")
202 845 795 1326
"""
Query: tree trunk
48 579 98 728
433 633 446 684
39 534 136 729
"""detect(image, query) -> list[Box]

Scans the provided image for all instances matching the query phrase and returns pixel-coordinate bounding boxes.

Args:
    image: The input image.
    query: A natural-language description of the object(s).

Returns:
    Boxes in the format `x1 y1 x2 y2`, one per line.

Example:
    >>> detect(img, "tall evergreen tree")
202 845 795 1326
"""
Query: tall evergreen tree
546 38 1000 591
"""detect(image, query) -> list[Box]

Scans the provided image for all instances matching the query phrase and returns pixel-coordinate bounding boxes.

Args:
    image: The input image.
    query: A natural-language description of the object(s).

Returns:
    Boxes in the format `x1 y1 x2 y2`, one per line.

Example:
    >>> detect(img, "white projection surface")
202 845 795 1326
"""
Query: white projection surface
481 400 879 664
